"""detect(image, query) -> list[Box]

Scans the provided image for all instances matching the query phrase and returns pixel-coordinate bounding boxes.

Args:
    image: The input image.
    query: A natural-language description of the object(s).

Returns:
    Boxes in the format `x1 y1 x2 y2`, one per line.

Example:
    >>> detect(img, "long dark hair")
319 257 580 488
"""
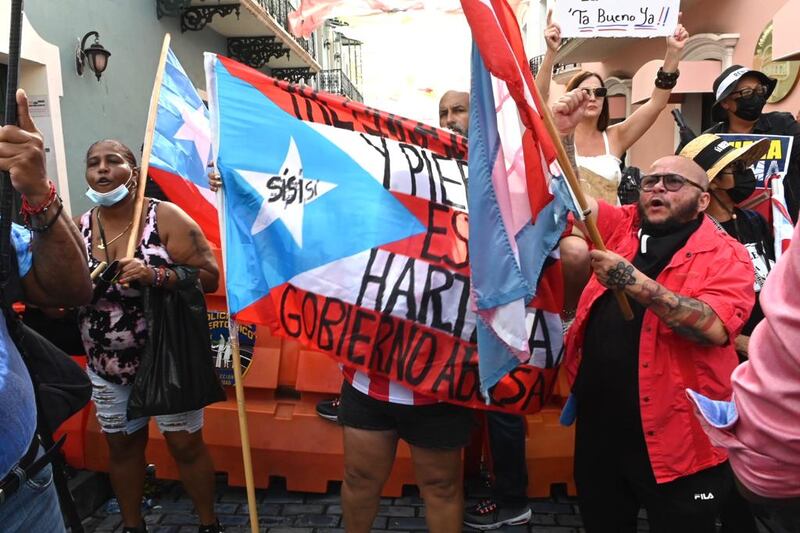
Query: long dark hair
566 71 609 132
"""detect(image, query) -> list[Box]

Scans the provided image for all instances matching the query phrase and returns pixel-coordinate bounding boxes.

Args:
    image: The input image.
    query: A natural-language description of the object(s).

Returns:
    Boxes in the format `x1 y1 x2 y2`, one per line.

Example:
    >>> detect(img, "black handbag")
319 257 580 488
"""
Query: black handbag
126 265 226 419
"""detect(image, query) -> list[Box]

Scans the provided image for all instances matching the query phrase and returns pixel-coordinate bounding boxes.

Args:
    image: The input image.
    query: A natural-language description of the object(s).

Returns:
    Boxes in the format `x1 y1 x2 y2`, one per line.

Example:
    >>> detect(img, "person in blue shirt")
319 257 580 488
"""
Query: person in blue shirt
0 89 92 531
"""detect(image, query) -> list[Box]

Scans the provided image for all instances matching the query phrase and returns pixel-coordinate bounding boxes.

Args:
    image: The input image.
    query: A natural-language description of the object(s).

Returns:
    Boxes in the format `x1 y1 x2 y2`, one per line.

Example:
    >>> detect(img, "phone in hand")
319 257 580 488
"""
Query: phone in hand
99 260 121 284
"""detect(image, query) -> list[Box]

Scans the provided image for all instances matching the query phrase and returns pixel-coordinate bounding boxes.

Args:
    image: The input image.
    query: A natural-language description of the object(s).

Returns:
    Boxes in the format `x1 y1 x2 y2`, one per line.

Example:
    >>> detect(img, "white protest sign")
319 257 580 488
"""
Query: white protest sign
553 0 680 38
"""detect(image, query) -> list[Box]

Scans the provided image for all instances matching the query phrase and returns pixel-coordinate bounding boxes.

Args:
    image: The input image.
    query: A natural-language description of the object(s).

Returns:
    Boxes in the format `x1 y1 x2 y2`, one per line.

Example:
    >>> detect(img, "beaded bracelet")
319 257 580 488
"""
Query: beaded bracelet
151 266 164 287
26 195 64 233
20 181 57 225
151 265 173 288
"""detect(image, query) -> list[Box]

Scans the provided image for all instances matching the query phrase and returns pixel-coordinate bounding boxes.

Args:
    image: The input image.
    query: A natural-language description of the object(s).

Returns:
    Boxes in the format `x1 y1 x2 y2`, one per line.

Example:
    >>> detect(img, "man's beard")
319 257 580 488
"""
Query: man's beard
637 199 701 235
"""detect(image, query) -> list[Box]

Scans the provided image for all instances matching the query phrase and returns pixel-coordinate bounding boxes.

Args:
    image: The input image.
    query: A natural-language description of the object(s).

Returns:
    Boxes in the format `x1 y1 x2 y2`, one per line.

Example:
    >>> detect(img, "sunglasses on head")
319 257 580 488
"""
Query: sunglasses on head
580 87 608 98
640 173 707 193
730 85 768 99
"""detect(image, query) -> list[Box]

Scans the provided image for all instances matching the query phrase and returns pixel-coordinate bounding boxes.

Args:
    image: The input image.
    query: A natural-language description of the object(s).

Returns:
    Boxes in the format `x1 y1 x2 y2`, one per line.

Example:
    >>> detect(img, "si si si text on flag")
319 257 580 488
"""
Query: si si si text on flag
205 52 563 413
462 0 578 394
149 48 220 246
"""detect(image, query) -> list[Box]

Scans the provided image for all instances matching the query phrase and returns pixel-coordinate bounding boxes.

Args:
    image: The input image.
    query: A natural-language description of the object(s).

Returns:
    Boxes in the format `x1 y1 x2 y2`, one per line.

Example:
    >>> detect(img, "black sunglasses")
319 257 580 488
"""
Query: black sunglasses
730 85 768 99
580 87 608 98
640 173 707 193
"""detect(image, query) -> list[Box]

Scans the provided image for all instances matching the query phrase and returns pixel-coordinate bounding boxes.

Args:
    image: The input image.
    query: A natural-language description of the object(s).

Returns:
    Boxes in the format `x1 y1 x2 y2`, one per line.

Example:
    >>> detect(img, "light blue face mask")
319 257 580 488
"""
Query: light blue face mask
85 174 134 206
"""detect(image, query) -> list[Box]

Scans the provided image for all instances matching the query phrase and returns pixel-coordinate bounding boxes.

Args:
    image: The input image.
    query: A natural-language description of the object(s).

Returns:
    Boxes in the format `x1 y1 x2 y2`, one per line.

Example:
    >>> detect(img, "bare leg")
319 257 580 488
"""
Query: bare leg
105 427 149 529
410 445 463 533
560 234 591 316
163 430 217 526
341 427 398 533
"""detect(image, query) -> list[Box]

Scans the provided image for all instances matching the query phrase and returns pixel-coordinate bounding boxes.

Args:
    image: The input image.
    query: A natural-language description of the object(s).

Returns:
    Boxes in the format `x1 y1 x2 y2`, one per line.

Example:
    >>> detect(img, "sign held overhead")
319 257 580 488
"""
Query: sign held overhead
553 0 680 38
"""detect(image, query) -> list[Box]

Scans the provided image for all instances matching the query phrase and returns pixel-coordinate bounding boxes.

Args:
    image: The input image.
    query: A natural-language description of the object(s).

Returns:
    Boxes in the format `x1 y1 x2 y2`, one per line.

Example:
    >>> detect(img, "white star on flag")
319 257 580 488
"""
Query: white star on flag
174 102 211 164
237 137 337 248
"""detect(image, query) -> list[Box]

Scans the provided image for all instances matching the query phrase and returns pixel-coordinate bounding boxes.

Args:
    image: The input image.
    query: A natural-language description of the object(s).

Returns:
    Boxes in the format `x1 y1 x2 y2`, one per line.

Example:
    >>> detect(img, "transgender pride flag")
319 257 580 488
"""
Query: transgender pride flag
463 0 578 394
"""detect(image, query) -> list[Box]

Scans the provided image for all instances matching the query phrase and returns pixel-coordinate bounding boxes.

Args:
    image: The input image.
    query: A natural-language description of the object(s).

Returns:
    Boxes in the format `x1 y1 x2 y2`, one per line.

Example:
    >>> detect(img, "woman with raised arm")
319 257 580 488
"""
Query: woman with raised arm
537 17 689 316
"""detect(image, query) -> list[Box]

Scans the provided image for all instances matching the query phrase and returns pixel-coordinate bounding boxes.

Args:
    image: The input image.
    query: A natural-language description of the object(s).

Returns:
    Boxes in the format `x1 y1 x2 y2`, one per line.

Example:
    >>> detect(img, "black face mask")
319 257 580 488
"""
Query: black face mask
733 94 767 121
725 167 758 203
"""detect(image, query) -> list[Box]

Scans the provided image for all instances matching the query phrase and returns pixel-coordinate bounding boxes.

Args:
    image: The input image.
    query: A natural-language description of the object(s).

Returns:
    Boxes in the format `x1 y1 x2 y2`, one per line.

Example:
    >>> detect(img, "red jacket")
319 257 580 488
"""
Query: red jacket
565 202 755 483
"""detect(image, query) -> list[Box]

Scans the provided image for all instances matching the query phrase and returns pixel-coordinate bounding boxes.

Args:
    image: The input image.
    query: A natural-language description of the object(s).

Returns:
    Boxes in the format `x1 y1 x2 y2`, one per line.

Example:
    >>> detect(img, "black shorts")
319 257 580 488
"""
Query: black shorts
338 380 475 450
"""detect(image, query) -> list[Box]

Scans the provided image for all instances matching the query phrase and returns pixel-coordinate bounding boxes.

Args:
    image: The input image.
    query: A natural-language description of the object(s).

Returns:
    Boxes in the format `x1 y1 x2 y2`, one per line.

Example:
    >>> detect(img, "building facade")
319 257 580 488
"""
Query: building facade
529 0 800 169
1 0 363 215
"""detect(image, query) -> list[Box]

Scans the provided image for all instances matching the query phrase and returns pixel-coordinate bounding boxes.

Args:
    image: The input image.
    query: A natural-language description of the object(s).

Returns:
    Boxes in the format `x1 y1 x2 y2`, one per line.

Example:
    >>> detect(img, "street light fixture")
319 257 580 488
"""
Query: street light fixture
76 31 111 81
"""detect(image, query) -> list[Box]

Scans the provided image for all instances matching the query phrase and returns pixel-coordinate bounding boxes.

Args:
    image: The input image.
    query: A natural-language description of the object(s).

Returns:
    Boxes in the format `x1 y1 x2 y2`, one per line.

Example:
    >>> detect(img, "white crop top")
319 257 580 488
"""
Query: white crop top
575 131 622 205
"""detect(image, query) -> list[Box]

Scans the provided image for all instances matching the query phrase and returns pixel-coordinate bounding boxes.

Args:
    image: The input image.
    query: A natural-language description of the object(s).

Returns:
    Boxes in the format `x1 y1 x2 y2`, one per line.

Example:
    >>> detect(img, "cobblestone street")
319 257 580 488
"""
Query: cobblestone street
80 476 651 533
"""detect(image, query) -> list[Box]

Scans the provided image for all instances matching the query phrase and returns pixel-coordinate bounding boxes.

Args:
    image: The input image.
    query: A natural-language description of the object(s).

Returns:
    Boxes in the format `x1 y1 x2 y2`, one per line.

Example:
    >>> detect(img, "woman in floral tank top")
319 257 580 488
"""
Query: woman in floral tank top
77 140 223 533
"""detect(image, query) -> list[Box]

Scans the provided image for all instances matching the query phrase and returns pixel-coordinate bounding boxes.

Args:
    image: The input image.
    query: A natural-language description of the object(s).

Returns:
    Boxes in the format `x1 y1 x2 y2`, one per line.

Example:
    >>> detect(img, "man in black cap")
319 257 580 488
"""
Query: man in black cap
706 65 800 224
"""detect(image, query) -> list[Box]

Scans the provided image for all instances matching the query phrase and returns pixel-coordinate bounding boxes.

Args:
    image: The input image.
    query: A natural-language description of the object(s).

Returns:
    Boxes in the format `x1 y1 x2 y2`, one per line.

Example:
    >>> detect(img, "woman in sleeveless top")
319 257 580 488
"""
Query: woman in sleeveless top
537 16 689 315
77 140 223 533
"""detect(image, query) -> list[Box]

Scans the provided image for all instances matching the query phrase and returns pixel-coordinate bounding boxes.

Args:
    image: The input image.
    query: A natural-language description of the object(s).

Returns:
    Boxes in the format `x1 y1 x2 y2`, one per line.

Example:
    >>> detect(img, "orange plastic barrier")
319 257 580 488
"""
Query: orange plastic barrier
83 311 420 496
83 245 575 497
524 406 576 497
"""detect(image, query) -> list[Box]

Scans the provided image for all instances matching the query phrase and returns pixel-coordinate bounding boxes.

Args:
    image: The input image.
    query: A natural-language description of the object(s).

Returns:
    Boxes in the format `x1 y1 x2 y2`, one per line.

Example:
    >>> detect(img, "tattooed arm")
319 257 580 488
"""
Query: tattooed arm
589 249 728 345
156 202 220 292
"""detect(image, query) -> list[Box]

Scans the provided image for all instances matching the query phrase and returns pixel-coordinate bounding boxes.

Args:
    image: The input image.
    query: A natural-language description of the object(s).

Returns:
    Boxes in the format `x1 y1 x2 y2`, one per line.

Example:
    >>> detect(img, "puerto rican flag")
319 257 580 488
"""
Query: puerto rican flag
462 0 577 394
149 48 219 246
205 52 562 413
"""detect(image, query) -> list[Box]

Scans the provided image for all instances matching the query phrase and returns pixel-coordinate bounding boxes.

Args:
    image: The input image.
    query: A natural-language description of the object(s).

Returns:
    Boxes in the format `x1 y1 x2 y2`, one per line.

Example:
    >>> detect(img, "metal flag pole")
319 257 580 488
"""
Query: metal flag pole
0 0 23 288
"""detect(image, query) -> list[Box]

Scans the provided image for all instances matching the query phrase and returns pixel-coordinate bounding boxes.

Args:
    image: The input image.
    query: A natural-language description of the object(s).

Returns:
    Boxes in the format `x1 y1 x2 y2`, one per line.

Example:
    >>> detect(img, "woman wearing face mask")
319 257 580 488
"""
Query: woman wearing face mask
536 16 688 317
77 140 223 533
680 134 772 358
706 65 800 224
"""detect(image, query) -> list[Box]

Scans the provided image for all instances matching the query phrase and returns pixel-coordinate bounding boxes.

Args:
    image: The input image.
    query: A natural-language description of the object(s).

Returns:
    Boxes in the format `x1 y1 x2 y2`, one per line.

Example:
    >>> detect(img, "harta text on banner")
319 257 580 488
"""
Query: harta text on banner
205 53 563 413
718 133 794 258
553 0 680 38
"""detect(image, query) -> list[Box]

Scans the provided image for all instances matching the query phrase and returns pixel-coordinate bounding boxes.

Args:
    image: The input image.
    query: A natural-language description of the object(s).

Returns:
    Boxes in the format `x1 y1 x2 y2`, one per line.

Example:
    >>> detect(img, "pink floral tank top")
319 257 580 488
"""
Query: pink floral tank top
77 199 171 385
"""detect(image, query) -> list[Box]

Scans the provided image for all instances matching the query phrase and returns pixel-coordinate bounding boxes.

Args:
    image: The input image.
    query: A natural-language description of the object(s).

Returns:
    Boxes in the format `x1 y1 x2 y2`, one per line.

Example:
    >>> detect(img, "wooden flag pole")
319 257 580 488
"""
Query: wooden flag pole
227 317 260 533
90 261 107 280
214 162 260 532
530 78 634 320
125 33 171 258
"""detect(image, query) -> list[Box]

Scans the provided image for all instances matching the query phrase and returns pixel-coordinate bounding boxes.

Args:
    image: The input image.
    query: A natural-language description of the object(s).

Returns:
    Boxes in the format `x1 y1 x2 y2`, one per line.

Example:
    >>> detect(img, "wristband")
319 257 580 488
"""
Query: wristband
655 67 679 90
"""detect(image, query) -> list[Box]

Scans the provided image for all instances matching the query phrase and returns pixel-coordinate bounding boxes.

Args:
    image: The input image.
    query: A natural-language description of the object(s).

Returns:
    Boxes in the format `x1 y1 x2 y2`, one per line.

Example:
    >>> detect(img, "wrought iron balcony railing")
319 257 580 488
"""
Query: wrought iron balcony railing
529 55 543 76
317 69 363 102
255 0 316 59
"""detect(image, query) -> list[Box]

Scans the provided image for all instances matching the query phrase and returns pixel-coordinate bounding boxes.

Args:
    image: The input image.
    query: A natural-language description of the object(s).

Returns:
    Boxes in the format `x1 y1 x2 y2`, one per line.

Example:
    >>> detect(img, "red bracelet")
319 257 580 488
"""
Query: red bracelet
20 181 56 220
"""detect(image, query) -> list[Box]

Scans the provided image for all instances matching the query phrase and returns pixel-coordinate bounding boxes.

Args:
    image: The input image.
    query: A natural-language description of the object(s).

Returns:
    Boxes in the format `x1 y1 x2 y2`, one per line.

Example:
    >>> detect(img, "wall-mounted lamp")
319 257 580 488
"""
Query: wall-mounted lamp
76 31 111 81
